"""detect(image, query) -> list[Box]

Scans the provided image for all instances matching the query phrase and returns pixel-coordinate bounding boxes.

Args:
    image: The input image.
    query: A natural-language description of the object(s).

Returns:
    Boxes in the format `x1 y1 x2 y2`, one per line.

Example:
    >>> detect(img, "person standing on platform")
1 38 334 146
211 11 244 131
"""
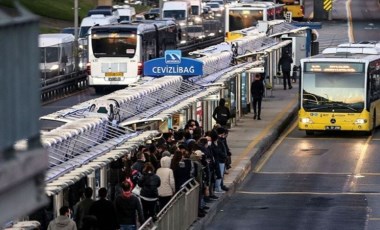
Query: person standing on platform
48 206 77 230
278 51 293 90
212 98 231 129
89 187 118 230
74 187 94 230
251 73 265 120
114 182 145 230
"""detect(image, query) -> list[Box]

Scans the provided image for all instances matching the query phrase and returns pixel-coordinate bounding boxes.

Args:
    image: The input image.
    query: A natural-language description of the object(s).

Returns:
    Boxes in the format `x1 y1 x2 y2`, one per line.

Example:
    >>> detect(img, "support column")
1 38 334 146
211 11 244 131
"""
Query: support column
54 192 64 217
87 172 96 199
100 166 107 189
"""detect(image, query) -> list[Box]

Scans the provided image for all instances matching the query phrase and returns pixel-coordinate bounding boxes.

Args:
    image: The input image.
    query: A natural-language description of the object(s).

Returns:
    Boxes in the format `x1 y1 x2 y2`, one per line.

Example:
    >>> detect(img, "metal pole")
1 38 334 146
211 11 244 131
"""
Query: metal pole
74 0 79 42
74 0 79 72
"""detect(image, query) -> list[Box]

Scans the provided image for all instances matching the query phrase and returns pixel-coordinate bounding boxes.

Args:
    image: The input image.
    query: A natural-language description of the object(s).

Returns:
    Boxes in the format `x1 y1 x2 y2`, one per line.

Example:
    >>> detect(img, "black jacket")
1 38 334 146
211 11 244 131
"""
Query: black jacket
278 54 293 72
89 198 118 230
114 195 144 225
212 106 230 125
251 80 264 99
138 172 161 199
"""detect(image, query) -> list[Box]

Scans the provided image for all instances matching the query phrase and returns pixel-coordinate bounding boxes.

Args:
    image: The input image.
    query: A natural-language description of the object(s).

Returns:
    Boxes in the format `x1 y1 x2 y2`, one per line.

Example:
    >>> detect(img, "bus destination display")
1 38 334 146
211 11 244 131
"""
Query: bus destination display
305 63 364 73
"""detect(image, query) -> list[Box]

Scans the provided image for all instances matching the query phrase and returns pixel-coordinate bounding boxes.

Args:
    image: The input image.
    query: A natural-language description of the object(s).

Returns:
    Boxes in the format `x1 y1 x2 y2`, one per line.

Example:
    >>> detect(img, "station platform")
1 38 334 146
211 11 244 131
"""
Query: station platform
191 82 299 229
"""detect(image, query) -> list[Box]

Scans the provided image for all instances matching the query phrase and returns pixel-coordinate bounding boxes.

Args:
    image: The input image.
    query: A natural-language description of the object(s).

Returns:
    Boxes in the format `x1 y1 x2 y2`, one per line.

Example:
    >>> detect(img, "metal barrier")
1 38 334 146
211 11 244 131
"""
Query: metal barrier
139 179 199 230
0 3 47 226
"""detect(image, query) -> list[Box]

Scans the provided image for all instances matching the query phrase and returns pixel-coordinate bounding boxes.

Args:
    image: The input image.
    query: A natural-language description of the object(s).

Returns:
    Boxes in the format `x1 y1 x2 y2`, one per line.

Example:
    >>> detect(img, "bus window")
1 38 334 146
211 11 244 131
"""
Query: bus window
91 31 137 58
229 9 263 31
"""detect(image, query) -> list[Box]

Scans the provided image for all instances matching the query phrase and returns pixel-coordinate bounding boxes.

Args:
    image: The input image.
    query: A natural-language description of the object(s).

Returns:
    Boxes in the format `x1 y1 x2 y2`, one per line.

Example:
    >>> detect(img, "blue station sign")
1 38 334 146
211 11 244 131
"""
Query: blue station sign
144 50 203 77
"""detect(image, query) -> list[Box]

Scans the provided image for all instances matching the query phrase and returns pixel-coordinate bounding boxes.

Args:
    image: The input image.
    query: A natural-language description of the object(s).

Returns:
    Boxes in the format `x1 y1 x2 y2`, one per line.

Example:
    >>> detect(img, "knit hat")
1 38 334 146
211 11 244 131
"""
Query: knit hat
162 150 171 157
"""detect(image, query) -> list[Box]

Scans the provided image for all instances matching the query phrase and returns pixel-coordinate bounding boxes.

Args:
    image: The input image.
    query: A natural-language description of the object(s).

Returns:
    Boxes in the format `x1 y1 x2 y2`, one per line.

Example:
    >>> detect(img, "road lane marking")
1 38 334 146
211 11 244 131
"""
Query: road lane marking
354 135 372 176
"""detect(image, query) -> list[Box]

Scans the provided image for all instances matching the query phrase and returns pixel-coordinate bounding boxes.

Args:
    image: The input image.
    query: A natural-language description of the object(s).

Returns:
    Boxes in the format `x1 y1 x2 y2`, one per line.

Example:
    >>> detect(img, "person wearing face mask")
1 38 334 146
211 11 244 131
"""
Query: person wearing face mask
197 137 214 202
209 130 227 193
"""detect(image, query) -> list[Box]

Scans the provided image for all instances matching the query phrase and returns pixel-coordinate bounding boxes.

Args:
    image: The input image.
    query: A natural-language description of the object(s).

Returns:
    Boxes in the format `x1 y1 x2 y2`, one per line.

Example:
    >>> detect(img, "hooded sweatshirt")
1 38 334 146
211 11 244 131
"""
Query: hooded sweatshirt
47 215 77 230
156 156 175 197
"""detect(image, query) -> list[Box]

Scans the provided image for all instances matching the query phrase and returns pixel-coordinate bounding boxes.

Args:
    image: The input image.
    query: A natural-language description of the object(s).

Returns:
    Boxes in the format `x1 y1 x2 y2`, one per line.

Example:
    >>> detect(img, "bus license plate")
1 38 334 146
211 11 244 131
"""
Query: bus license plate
108 77 121 81
105 72 123 77
325 126 341 130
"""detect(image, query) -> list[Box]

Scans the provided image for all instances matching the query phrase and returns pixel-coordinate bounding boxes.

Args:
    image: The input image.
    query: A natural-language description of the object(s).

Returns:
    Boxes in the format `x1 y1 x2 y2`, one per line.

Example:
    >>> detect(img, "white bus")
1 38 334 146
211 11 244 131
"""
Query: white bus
298 41 380 135
87 21 178 93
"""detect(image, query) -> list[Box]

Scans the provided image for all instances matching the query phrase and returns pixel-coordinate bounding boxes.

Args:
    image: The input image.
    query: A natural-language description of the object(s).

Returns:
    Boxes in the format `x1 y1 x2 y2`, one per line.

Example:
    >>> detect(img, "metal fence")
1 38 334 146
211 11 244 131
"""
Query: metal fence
139 179 199 230
0 3 47 227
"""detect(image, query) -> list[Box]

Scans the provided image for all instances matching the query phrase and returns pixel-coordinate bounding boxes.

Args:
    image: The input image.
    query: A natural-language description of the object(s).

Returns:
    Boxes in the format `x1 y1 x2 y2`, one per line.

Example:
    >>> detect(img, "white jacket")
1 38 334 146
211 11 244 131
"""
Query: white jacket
156 156 175 197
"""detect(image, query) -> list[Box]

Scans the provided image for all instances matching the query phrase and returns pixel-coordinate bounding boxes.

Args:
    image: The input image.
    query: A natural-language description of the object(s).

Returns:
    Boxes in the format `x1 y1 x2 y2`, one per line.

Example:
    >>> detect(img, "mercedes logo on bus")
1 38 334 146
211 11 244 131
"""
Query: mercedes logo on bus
330 118 336 124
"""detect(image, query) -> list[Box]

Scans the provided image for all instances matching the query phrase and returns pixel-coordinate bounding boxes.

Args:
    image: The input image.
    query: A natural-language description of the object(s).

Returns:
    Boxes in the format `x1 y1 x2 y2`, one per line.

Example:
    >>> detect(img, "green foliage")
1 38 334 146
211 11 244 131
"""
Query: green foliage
0 0 96 21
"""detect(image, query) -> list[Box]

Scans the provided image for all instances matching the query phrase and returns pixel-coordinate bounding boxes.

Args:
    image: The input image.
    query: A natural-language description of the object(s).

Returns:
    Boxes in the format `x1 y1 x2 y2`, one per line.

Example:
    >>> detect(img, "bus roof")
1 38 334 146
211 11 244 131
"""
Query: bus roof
91 20 176 34
229 1 282 8
303 42 380 63
39 33 75 47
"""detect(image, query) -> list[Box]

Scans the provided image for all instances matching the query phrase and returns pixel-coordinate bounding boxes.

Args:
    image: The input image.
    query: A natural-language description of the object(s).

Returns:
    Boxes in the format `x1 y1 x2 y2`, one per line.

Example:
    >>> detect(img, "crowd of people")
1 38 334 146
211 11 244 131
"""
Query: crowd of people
48 111 233 230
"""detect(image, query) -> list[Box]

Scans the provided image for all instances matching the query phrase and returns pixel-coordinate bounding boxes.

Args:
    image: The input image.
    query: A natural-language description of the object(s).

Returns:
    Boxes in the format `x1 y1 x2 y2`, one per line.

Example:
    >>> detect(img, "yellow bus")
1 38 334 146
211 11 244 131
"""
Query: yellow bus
279 0 304 20
224 1 284 40
298 42 380 135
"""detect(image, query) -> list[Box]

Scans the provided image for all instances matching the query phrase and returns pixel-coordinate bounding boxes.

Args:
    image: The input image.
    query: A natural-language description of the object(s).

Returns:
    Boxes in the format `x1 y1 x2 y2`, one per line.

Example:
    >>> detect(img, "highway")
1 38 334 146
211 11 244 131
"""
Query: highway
203 1 380 229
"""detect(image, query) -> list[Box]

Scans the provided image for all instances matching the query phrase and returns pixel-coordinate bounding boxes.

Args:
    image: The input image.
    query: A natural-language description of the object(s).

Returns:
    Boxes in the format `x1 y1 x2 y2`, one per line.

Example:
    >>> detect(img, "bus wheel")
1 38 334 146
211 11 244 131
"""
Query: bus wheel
306 130 314 136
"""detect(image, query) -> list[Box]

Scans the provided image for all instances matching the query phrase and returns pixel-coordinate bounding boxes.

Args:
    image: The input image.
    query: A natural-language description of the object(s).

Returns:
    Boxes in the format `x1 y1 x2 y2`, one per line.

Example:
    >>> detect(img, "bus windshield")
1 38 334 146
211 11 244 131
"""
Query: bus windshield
91 29 137 58
302 72 365 112
229 10 264 31
163 10 186 20
79 26 91 38
40 47 60 63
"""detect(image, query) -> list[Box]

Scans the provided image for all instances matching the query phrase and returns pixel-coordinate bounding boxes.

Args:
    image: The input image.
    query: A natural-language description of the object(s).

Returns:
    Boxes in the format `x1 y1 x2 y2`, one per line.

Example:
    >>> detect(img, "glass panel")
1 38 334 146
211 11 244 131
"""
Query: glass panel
40 47 60 63
302 72 365 112
91 30 137 58
229 10 263 31
163 10 186 20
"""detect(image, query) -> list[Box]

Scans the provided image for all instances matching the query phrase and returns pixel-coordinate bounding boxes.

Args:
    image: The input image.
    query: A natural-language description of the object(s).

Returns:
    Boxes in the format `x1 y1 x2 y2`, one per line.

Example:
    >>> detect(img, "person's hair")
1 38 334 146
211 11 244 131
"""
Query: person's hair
219 98 226 106
216 127 225 135
59 206 70 216
255 73 261 79
210 130 219 142
136 151 145 160
198 137 208 146
121 181 131 192
148 144 156 154
98 187 107 198
143 162 155 173
84 187 93 198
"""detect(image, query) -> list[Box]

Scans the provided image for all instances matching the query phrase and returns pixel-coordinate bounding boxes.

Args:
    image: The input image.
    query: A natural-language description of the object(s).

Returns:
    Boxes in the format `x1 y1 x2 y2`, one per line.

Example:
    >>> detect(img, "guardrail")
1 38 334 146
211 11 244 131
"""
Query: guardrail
139 178 199 230
41 71 88 102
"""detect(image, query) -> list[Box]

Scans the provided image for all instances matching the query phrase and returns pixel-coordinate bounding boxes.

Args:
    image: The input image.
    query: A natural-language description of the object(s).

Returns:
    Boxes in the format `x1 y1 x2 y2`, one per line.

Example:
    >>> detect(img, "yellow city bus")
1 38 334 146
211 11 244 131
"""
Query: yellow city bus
298 42 380 135
280 0 304 20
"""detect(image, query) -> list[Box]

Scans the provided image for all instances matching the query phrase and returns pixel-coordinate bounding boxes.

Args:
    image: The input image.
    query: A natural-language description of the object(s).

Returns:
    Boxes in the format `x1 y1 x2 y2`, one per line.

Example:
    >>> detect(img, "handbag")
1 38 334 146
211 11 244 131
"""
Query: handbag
132 185 141 196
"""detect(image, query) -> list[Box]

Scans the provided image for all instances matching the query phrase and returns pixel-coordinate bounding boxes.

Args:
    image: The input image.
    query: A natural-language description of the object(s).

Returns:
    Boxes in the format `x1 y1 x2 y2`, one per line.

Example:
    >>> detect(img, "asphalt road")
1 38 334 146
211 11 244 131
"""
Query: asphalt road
204 1 380 230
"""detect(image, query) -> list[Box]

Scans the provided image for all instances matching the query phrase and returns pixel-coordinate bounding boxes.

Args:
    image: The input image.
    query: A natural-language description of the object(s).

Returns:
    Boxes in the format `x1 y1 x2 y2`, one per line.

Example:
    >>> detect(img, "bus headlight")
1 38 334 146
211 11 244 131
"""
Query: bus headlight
300 117 312 124
50 64 59 71
355 119 367 124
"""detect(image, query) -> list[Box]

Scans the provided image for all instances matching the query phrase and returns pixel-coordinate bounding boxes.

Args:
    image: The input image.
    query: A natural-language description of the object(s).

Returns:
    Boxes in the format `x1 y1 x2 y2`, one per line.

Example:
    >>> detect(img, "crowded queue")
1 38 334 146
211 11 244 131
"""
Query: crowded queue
49 117 232 230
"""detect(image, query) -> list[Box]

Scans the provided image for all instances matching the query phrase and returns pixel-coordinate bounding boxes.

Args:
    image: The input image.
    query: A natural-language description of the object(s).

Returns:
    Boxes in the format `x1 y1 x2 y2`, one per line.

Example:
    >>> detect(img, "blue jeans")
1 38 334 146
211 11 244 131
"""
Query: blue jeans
120 225 136 230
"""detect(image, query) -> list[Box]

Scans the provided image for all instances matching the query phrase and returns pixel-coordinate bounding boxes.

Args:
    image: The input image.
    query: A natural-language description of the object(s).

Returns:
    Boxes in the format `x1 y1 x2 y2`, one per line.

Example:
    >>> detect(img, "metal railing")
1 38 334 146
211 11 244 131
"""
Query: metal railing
139 178 199 230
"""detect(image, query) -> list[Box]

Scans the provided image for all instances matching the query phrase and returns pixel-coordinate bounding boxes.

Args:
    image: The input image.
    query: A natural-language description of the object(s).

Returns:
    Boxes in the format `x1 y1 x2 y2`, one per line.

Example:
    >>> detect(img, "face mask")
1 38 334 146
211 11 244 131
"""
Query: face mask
189 130 193 134
207 141 212 146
